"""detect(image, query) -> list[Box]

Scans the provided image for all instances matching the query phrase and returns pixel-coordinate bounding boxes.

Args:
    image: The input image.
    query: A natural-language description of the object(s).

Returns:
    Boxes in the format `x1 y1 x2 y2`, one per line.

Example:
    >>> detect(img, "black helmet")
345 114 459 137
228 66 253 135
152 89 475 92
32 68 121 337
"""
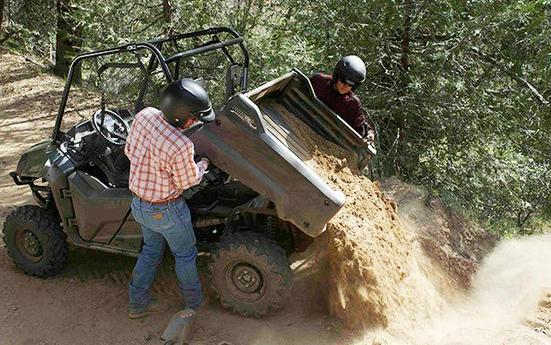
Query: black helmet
160 79 215 127
333 55 366 89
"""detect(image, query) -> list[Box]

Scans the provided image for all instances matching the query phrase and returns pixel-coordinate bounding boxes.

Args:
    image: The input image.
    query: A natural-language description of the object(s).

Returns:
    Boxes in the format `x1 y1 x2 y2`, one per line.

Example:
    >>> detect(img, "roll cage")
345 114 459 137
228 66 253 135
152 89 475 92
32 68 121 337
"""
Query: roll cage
52 27 249 145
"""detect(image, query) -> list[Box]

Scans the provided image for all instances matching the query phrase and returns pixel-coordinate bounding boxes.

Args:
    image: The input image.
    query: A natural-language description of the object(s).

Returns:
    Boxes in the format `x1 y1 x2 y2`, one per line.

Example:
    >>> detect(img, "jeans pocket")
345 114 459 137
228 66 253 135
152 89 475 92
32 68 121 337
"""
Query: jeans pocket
143 207 175 231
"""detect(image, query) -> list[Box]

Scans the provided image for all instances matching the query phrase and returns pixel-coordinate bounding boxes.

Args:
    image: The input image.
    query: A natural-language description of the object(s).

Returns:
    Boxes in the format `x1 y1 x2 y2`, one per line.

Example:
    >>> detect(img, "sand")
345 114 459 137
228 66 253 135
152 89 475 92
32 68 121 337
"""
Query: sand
274 104 454 330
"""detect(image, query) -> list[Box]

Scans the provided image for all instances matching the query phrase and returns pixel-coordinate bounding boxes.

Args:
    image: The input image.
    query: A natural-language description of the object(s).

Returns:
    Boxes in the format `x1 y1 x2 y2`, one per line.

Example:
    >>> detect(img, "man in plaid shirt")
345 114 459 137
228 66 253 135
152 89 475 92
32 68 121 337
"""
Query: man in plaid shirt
125 79 215 319
310 55 375 143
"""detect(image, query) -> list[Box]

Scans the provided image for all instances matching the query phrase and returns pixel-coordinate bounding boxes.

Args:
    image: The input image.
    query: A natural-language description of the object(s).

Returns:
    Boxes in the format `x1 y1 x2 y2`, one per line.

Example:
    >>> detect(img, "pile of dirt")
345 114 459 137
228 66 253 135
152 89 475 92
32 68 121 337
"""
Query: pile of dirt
275 104 497 331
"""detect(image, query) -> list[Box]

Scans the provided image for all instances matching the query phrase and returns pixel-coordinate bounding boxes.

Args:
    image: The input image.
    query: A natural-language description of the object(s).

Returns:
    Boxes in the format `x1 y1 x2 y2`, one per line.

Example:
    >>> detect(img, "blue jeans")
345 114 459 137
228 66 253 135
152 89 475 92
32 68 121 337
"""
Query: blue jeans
129 196 203 310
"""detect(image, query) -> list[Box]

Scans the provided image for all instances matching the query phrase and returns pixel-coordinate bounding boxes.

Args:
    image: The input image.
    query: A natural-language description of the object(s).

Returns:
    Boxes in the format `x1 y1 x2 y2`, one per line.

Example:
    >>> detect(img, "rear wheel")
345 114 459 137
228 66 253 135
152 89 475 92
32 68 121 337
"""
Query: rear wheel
3 205 68 277
209 232 293 317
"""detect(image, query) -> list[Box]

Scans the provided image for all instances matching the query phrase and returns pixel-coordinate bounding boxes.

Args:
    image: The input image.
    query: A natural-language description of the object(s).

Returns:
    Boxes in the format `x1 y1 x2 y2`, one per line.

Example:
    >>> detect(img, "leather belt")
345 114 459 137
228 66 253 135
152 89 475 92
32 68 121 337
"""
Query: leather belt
133 194 181 205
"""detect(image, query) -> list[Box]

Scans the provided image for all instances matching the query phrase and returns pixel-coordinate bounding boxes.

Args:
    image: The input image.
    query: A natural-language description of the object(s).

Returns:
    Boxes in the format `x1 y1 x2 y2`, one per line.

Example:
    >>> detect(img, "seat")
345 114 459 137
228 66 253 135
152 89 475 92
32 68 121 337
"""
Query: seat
93 148 130 188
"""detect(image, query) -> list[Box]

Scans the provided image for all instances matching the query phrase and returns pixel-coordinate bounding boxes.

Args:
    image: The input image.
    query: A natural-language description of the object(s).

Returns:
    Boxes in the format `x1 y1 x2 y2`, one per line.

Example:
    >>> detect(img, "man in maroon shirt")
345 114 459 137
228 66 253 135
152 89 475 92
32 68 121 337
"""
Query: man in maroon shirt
310 55 375 143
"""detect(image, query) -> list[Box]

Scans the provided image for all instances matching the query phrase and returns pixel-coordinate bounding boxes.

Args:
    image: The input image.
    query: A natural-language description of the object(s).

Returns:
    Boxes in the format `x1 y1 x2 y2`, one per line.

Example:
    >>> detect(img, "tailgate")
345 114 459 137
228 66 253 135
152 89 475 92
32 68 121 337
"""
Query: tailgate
190 69 371 237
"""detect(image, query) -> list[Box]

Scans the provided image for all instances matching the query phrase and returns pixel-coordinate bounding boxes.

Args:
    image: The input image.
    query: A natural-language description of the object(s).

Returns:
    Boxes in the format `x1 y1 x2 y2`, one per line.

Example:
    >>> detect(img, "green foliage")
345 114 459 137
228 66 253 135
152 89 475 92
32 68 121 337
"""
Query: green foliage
1 0 56 59
2 0 550 235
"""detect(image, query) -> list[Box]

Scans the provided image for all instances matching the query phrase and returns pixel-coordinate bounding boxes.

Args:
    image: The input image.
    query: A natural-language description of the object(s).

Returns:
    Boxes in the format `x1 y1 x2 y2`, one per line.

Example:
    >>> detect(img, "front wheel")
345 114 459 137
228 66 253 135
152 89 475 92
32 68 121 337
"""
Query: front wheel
3 205 68 277
209 233 293 317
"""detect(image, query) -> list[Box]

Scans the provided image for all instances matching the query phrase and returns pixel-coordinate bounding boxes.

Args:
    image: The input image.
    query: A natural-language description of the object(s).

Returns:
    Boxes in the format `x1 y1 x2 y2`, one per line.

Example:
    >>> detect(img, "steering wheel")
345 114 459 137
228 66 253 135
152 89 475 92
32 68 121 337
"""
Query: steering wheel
91 109 130 146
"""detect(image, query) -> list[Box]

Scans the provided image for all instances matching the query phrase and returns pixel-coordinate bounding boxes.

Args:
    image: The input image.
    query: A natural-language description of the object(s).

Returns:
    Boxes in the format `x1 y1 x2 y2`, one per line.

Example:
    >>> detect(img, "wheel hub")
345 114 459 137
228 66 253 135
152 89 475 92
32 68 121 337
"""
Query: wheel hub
231 264 262 293
15 229 43 262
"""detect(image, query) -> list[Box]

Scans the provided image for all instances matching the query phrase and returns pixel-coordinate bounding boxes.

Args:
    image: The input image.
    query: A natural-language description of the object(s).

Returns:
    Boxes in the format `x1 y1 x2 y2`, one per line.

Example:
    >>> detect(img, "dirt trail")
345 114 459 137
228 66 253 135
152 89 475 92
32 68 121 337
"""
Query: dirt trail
0 49 97 224
0 245 341 345
0 51 61 222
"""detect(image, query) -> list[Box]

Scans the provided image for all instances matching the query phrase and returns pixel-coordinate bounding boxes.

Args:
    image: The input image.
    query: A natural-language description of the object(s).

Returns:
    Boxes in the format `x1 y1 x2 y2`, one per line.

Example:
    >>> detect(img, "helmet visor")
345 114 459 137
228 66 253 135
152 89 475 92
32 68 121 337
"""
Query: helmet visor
339 78 359 87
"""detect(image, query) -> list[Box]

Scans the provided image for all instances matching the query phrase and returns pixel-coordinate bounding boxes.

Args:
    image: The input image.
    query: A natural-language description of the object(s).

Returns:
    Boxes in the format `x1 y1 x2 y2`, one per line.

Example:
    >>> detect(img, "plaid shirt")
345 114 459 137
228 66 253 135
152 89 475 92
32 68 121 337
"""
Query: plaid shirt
124 107 208 202
310 73 372 137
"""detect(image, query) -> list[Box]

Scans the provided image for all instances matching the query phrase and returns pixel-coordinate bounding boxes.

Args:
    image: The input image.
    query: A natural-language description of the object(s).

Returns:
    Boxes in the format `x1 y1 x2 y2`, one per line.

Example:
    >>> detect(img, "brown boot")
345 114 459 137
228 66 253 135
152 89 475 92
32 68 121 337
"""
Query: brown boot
128 297 169 319
193 295 210 314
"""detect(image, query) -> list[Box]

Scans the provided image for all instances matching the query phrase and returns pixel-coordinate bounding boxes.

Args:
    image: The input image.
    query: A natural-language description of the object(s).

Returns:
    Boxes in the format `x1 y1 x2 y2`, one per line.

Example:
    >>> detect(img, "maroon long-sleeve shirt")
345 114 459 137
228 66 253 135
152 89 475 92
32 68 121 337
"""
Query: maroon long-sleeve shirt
309 73 372 138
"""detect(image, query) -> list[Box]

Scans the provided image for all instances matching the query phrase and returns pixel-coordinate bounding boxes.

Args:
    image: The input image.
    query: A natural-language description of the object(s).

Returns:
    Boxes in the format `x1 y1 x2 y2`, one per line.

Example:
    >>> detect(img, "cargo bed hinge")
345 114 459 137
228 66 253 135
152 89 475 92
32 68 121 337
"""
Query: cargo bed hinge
61 189 72 199
67 217 78 229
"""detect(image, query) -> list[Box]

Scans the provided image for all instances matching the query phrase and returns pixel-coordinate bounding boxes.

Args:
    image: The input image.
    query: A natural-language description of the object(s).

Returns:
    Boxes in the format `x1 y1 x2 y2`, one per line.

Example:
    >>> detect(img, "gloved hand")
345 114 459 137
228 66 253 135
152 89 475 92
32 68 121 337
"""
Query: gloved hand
359 122 375 143
362 130 375 145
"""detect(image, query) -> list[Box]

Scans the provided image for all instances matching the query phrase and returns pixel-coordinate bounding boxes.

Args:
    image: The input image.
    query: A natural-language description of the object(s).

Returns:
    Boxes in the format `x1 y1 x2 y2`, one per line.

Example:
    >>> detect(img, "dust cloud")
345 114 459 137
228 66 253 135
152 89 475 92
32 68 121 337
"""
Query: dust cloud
356 235 551 345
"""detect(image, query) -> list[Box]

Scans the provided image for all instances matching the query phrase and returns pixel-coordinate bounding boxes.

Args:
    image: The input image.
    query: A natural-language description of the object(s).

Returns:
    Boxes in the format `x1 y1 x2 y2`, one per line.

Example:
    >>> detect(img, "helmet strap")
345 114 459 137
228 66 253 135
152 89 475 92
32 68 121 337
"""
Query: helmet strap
182 116 198 129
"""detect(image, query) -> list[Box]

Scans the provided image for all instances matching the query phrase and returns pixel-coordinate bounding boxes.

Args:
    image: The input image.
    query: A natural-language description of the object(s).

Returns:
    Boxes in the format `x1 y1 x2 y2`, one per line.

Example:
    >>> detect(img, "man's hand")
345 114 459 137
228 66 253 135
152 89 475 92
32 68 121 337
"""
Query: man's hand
200 157 210 166
363 129 375 144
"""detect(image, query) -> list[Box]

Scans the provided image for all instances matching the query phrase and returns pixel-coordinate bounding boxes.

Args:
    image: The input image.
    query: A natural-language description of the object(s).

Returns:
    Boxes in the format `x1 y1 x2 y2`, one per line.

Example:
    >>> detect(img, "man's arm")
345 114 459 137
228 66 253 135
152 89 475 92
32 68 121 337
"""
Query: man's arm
170 140 209 191
309 73 320 84
351 98 376 142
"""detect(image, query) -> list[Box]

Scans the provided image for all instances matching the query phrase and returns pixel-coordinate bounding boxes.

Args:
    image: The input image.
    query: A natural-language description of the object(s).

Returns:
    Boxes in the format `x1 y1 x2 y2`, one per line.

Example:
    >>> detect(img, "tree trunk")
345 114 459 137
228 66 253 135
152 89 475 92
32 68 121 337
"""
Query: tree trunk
163 0 172 22
0 0 5 32
162 0 173 35
400 0 411 73
393 0 413 176
517 210 533 228
54 0 81 79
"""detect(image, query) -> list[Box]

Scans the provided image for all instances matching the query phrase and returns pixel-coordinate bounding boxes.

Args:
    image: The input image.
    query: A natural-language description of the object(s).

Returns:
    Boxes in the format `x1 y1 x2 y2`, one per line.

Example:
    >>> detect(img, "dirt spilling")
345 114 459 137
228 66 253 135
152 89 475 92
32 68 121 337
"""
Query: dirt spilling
275 105 456 330
277 104 551 344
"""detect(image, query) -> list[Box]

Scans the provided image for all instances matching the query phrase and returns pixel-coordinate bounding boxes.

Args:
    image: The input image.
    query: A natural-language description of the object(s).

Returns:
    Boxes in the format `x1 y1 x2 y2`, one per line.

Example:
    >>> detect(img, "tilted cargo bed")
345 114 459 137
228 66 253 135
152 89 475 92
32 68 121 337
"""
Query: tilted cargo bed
191 69 374 237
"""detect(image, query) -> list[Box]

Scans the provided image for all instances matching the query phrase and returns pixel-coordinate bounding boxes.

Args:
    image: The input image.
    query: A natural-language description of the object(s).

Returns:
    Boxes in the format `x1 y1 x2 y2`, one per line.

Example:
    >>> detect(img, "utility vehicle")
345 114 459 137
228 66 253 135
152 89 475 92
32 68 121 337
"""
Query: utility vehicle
3 27 375 316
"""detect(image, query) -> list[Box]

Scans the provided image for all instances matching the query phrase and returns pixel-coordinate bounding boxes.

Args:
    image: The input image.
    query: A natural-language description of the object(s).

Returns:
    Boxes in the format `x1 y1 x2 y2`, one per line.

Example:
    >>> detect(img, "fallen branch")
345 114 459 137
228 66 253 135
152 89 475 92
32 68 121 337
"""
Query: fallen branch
24 56 51 69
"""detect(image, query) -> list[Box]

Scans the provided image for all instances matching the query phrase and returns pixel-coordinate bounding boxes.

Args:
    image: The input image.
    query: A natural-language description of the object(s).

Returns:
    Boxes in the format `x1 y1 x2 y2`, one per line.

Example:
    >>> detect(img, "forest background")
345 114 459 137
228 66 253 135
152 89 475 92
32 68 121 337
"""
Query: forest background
1 0 550 236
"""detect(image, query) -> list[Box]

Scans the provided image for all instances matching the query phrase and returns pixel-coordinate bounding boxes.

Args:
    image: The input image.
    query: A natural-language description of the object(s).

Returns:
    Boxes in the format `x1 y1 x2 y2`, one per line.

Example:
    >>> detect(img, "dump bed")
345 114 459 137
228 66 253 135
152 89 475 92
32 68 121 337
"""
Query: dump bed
191 69 374 237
